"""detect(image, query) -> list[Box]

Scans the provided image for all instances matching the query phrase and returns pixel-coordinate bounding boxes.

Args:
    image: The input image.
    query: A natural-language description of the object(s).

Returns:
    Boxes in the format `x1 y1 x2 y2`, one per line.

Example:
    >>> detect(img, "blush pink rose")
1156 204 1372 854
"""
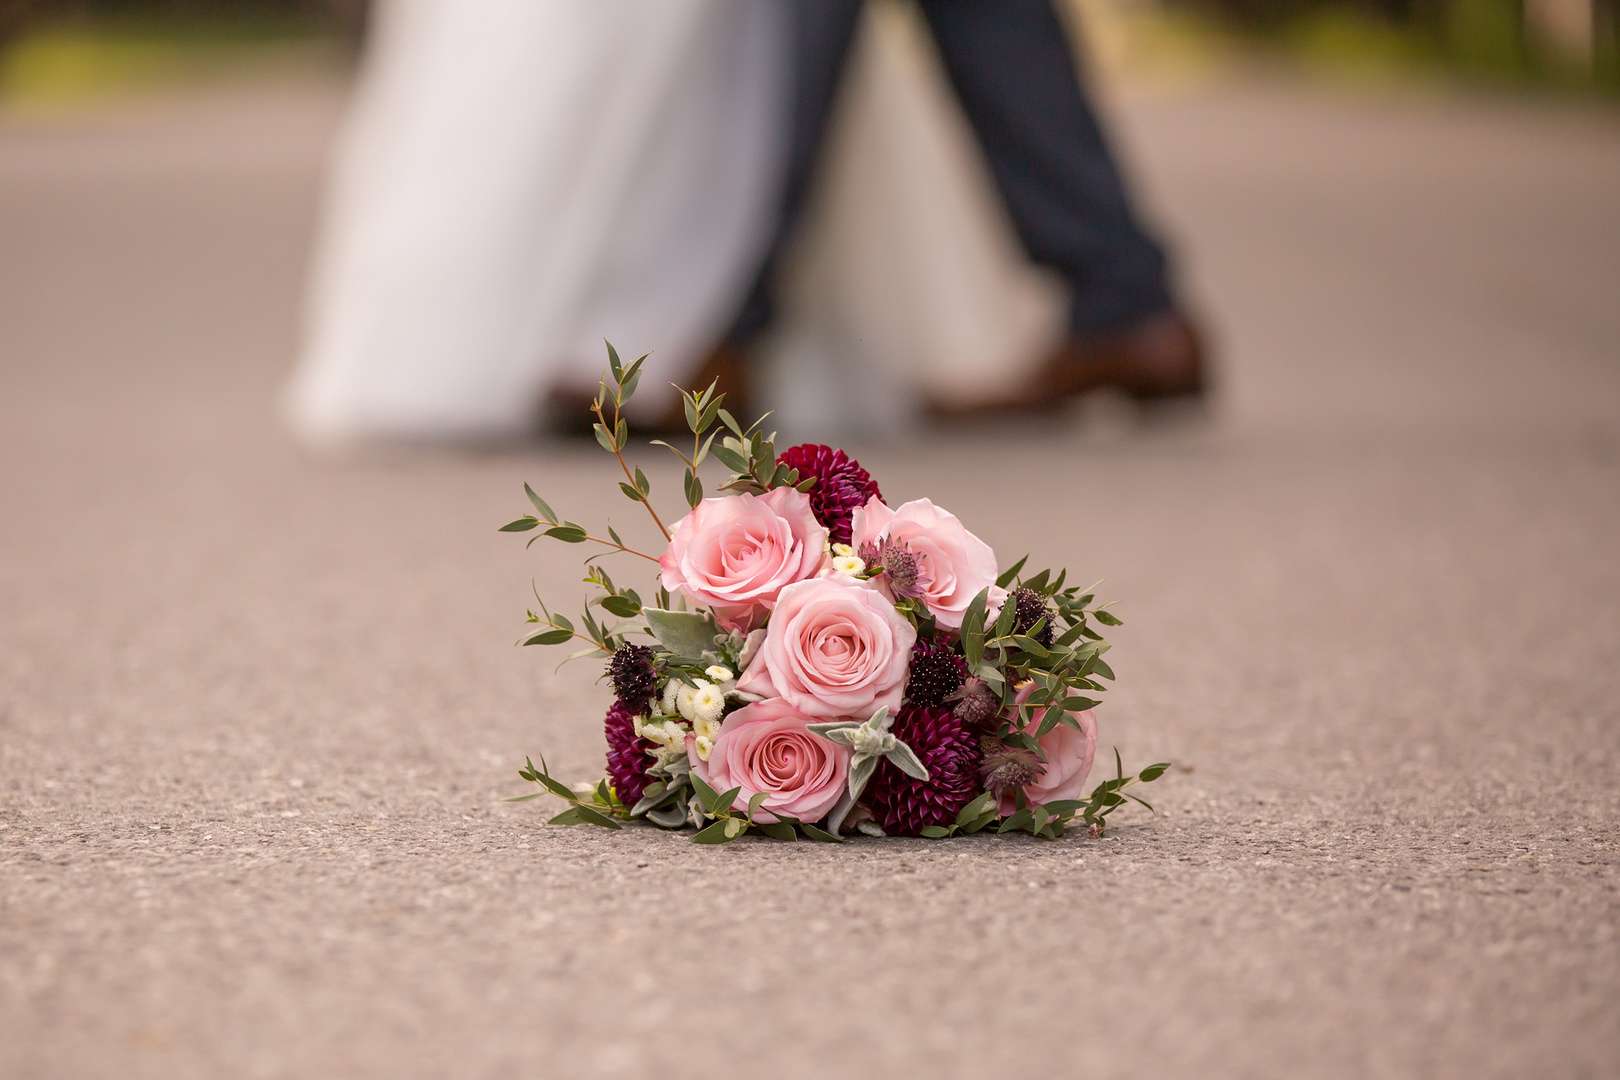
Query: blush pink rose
996 681 1099 815
735 577 916 719
850 497 1006 630
659 488 827 628
688 698 851 824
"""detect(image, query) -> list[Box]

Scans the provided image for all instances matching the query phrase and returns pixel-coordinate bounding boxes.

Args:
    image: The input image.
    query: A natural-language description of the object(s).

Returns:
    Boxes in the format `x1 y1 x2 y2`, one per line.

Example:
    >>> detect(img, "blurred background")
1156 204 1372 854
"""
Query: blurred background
2 3 1617 1078
1 0 1615 105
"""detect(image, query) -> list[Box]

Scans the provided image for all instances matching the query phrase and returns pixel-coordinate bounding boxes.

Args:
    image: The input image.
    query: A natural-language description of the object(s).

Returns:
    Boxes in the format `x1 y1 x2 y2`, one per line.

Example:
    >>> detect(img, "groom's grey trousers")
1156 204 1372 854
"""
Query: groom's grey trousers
728 0 1174 343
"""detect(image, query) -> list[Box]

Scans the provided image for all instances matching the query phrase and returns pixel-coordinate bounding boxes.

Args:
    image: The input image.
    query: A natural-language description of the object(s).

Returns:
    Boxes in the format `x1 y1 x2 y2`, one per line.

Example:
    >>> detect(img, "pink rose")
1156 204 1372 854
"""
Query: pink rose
850 497 1006 631
996 681 1098 815
689 698 851 824
735 577 916 719
659 488 827 628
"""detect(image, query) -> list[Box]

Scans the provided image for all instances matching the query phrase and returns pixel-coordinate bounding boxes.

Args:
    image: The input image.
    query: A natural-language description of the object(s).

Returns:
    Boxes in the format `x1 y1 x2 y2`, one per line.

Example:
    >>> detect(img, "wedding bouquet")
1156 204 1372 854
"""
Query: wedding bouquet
503 346 1166 843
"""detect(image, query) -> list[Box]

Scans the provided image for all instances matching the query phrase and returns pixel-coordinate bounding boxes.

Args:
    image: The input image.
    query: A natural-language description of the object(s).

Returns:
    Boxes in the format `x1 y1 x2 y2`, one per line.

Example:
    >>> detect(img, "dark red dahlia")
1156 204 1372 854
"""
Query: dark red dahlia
864 705 983 836
904 636 967 709
603 701 655 805
776 444 881 546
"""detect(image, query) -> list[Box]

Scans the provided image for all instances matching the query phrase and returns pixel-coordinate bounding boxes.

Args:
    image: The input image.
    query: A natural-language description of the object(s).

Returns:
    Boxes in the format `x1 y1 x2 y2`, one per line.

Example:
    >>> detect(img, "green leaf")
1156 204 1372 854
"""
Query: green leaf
633 467 650 496
799 823 845 843
723 816 746 839
524 629 574 646
593 423 616 454
548 804 622 830
997 808 1034 834
689 772 722 815
717 408 744 437
715 786 744 815
758 821 797 841
918 825 952 838
747 790 772 822
605 340 623 379
710 444 749 473
1138 762 1171 783
955 790 994 826
499 517 539 532
962 810 998 834
500 792 545 802
992 595 1017 639
1094 608 1123 626
620 355 646 398
619 482 642 501
643 609 718 657
524 484 557 523
961 587 989 667
995 555 1028 589
544 525 588 544
599 594 641 618
691 820 735 844
684 469 703 508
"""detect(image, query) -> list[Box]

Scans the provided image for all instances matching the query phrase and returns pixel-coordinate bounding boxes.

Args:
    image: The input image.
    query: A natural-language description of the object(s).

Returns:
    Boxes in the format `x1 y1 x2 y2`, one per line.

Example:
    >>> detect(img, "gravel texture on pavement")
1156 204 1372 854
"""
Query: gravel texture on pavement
2 79 1618 1079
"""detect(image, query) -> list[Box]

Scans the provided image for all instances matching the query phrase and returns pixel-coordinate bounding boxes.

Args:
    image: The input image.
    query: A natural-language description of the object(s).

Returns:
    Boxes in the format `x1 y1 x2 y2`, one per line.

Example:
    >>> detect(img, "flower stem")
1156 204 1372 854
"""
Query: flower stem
594 398 671 542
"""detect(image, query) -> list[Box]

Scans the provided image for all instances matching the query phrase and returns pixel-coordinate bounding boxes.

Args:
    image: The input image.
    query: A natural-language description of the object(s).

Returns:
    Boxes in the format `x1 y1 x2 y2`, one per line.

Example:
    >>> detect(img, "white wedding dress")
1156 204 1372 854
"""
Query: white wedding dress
287 0 1065 444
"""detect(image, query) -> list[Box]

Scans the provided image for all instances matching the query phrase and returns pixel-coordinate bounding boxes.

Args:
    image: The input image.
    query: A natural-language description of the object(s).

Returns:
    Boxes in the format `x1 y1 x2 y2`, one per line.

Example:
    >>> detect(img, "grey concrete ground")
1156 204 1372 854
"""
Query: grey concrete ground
2 76 1618 1079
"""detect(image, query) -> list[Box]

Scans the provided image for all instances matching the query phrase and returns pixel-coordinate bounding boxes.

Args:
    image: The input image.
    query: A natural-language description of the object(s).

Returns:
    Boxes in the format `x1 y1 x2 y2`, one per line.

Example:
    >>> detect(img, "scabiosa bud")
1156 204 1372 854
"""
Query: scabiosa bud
603 700 655 805
949 677 1000 728
865 706 983 835
776 444 882 546
857 536 931 601
607 643 659 714
904 636 967 709
1009 587 1053 647
979 737 1046 795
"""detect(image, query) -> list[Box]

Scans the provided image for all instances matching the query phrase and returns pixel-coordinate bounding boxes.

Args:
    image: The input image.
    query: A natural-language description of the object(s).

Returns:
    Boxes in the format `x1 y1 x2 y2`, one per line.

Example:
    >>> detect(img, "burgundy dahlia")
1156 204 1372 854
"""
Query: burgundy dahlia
904 636 968 709
864 705 983 836
603 701 655 805
776 443 882 546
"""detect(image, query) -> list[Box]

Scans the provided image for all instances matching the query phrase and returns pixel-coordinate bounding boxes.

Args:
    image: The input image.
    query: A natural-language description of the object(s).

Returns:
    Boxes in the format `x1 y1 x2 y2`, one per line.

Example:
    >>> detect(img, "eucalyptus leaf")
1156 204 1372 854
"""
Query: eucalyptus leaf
691 820 734 844
499 517 539 532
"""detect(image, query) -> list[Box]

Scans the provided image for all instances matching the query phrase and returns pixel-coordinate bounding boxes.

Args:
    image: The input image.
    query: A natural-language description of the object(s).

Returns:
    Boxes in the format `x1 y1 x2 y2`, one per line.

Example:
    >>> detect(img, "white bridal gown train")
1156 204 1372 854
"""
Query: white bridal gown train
287 0 790 441
287 0 1066 444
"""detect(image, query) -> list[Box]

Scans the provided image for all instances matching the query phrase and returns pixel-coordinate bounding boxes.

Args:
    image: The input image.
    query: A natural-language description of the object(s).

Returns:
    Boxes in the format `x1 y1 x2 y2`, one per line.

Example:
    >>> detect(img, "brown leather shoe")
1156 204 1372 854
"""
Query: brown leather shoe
924 309 1208 422
543 340 754 438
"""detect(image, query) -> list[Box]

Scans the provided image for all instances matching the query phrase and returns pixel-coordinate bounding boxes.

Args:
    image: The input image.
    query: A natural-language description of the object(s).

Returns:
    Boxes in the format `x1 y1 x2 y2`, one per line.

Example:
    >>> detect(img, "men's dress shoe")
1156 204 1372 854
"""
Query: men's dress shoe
543 340 754 439
924 309 1208 422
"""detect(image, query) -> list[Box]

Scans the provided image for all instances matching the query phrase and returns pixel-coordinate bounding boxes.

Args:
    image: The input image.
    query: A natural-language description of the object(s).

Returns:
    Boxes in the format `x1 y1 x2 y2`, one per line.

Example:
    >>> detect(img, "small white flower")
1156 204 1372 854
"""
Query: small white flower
686 683 726 726
694 734 715 761
639 718 687 751
704 665 734 683
831 543 855 558
675 679 712 721
831 555 865 577
660 678 680 715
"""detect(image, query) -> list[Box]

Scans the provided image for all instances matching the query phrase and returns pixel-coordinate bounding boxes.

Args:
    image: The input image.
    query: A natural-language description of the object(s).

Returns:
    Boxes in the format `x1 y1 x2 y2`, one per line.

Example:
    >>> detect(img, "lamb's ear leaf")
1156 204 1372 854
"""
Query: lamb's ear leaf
646 804 688 829
643 609 717 657
885 740 930 782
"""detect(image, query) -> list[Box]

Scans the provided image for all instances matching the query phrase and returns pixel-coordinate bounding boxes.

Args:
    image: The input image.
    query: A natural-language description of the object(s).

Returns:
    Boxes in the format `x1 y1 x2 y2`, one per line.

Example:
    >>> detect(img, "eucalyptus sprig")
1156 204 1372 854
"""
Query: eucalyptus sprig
503 755 626 829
